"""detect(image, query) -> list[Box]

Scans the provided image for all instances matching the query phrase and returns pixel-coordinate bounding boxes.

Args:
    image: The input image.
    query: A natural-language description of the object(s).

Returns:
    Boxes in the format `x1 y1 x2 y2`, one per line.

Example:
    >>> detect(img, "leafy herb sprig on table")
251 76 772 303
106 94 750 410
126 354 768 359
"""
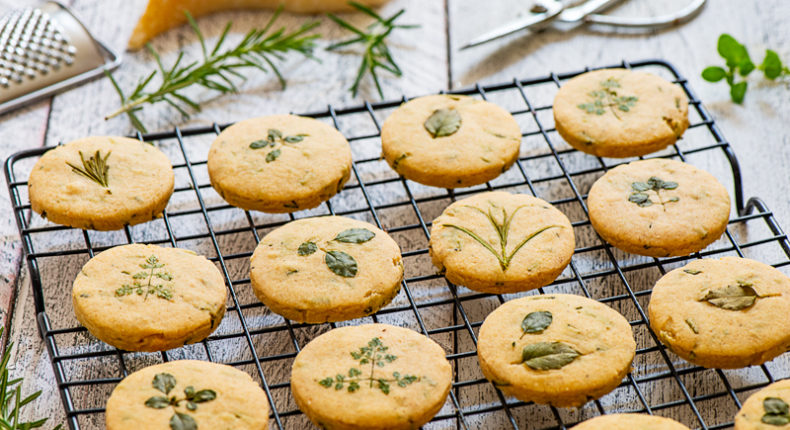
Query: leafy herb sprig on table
105 9 320 132
702 34 790 103
327 2 418 98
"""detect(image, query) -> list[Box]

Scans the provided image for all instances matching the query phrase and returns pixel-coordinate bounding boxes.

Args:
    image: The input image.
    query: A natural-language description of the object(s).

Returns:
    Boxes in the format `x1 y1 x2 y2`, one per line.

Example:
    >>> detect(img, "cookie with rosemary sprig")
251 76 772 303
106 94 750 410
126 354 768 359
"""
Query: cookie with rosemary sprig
477 294 636 407
291 324 451 430
28 136 174 231
587 158 730 257
207 115 352 213
429 191 575 294
250 216 403 323
649 257 790 369
553 68 689 158
381 94 521 188
105 360 269 430
735 379 790 429
574 414 690 430
72 244 227 352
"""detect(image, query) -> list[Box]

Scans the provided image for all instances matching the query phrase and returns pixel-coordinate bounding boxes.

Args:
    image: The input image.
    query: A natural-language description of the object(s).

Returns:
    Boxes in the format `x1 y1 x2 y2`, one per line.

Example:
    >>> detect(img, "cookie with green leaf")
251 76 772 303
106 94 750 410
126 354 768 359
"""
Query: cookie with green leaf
649 257 790 369
477 294 635 407
28 136 174 230
735 379 790 429
250 216 403 323
105 360 269 430
429 191 575 293
291 324 451 430
72 244 226 352
207 114 352 213
381 94 521 188
553 68 689 158
574 414 690 430
587 158 730 257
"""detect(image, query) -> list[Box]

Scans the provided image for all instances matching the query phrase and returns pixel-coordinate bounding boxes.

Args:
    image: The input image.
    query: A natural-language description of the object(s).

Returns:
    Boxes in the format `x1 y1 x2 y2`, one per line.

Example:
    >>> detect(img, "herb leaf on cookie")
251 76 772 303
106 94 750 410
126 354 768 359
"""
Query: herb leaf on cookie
145 373 217 429
698 281 760 310
115 255 174 301
521 311 552 336
67 150 111 190
628 177 679 209
298 241 318 256
521 341 580 370
325 250 358 277
762 397 790 425
334 228 375 243
576 78 638 119
424 108 462 138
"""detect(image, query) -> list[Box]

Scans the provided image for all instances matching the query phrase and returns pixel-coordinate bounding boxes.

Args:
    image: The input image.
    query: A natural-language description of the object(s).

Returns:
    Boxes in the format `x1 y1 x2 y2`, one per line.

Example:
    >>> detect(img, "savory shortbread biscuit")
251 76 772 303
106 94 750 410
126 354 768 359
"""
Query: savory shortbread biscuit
649 257 790 369
207 115 352 213
291 324 451 430
477 294 635 407
72 244 227 352
28 136 174 230
574 414 690 430
381 94 521 188
587 158 730 257
429 191 575 293
250 216 403 323
554 68 689 157
735 379 790 429
106 360 269 429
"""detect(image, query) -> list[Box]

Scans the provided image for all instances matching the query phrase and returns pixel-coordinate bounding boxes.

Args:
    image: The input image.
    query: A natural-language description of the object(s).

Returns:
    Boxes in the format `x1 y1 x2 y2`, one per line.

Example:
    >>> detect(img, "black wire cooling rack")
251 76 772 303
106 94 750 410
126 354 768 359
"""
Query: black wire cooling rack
6 59 790 430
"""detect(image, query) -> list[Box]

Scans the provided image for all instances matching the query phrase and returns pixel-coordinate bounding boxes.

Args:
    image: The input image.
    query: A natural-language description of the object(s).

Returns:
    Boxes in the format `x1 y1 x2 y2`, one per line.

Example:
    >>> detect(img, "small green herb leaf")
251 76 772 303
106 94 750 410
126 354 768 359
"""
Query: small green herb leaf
268 129 283 142
325 250 358 277
284 134 307 143
762 415 790 426
521 342 580 370
153 373 177 394
699 282 759 310
144 396 170 408
761 49 784 80
521 311 552 335
170 412 197 430
730 81 748 104
249 139 270 149
67 150 111 189
762 397 790 425
298 241 317 256
576 78 638 119
266 149 282 163
334 228 375 243
702 66 727 82
684 269 703 275
628 192 652 207
192 389 216 403
424 108 462 138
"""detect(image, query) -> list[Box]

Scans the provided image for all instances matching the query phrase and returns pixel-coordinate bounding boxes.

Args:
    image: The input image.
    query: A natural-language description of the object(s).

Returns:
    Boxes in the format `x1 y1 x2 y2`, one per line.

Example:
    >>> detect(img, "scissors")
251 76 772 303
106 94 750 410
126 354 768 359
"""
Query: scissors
460 0 707 50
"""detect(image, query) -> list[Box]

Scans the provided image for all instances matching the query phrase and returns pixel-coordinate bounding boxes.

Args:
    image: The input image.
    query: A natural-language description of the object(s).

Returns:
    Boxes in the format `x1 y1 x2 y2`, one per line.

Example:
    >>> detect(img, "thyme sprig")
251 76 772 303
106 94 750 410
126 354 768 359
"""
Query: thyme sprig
66 150 111 189
106 9 320 132
327 2 418 98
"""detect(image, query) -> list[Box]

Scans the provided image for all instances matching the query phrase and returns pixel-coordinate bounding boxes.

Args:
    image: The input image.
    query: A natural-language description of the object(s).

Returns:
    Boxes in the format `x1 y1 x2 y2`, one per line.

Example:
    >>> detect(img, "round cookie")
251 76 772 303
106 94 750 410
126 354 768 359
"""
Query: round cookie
72 244 227 352
207 114 352 213
381 94 521 188
477 294 635 407
735 379 790 429
429 191 575 293
291 324 451 430
648 257 790 369
587 158 730 257
106 360 269 429
28 136 174 231
553 68 689 158
250 216 403 323
574 414 690 430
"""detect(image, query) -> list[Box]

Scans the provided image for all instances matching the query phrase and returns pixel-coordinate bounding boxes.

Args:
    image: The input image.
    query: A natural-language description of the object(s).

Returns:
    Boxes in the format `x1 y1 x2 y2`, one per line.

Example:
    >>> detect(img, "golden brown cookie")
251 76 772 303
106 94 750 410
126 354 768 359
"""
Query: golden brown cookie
250 216 403 323
207 115 352 213
28 136 174 231
106 360 269 429
553 68 689 158
291 324 451 430
587 158 730 257
649 257 790 369
72 244 226 352
574 414 690 430
381 94 521 188
735 379 790 429
477 294 635 407
429 191 575 293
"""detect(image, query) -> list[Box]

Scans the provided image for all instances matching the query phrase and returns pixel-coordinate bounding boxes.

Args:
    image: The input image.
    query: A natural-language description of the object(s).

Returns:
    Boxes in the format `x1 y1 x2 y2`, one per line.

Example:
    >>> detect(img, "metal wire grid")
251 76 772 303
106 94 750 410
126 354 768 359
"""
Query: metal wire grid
6 58 790 430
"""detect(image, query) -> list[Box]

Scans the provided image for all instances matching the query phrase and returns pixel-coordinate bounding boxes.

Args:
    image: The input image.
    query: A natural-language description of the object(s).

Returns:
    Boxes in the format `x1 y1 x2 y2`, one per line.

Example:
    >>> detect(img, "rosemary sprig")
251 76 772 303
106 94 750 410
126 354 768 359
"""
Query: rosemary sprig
66 150 111 189
327 2 418 98
105 9 321 132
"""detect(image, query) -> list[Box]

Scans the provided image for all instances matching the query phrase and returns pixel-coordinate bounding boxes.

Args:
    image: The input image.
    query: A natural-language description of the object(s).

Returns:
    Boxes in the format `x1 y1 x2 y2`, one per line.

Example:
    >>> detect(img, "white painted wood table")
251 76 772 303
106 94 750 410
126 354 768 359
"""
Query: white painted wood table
1 0 789 428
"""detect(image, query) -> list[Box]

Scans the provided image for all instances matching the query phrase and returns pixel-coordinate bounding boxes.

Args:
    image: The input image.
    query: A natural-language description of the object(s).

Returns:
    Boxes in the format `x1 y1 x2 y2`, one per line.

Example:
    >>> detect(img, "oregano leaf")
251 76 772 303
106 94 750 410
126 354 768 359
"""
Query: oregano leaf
325 250 358 277
170 412 197 430
521 311 552 334
731 81 748 104
424 108 462 138
521 342 580 370
298 242 317 256
144 396 170 409
152 373 176 395
699 282 759 310
702 66 727 82
762 49 783 80
334 228 375 243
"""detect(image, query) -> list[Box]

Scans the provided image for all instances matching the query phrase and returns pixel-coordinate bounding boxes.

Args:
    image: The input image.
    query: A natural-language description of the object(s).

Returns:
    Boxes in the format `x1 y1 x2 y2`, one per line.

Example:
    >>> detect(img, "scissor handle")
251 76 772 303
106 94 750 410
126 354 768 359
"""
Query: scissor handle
584 0 706 28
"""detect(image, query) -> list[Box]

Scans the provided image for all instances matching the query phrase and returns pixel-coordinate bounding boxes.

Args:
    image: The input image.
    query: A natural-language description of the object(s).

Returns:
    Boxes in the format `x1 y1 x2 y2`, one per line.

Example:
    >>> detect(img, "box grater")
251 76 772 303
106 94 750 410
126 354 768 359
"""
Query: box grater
0 1 120 115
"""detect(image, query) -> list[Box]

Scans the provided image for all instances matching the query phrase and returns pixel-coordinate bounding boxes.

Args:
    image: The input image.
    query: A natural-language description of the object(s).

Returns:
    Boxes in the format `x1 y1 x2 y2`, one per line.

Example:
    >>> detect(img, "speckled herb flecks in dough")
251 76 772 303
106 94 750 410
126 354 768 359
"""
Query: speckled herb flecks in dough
577 78 638 119
144 372 217 430
115 255 174 300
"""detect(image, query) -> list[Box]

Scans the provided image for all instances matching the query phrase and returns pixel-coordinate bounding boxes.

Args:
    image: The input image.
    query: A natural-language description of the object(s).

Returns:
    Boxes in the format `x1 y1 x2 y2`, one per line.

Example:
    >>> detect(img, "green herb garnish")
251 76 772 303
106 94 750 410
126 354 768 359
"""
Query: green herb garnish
521 311 552 336
115 255 174 301
326 2 418 98
520 341 580 370
67 150 111 189
105 9 320 132
442 204 560 271
685 318 699 334
424 108 462 138
298 241 318 256
763 397 790 426
265 149 281 163
318 337 419 394
325 250 357 277
577 78 638 119
334 228 375 243
249 128 308 149
698 280 760 310
702 34 790 103
295 228 374 277
145 372 216 430
628 177 679 209
683 268 703 275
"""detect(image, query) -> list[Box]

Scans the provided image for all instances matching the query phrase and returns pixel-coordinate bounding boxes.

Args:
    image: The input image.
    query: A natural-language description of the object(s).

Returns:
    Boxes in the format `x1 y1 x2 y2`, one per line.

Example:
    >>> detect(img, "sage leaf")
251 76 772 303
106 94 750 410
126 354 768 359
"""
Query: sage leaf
521 311 552 334
152 373 176 394
699 282 759 310
266 149 281 163
170 412 198 430
144 396 170 409
521 341 580 370
193 389 216 402
325 250 358 277
334 228 375 244
765 397 790 415
298 241 317 256
424 108 462 138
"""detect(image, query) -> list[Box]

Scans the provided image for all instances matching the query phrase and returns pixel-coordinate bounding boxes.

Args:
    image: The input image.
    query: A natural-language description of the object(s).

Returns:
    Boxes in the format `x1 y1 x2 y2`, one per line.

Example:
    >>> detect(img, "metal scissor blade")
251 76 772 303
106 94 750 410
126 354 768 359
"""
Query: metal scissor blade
557 0 628 23
459 0 563 50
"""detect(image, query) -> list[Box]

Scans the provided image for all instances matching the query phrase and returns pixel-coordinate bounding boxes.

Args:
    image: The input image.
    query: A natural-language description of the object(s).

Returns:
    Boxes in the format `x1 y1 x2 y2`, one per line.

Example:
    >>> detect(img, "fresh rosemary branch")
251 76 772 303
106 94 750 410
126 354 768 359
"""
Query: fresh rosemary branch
66 150 111 189
105 9 321 132
327 2 418 98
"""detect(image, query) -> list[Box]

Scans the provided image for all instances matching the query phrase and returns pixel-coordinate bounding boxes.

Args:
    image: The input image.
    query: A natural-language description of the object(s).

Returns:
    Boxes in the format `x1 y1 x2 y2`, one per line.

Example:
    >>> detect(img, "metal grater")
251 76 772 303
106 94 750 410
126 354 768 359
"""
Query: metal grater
0 1 120 115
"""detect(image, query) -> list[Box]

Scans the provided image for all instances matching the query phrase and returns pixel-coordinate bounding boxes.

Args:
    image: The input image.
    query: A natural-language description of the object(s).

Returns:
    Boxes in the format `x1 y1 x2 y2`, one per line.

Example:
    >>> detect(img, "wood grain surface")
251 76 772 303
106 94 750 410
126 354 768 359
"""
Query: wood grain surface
1 0 789 428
